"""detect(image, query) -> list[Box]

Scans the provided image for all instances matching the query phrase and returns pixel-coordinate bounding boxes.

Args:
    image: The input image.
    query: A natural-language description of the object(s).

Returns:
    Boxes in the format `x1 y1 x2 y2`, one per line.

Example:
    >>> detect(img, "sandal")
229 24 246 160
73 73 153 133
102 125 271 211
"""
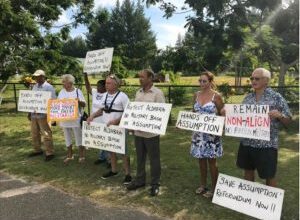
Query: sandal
78 157 85 163
203 190 214 198
195 186 207 195
63 156 74 164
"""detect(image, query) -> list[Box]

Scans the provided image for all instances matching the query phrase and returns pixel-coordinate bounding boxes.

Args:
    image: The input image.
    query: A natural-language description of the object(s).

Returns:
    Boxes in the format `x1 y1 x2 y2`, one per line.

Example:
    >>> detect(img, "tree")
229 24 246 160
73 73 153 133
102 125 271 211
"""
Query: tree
62 36 88 58
87 0 157 70
0 0 93 82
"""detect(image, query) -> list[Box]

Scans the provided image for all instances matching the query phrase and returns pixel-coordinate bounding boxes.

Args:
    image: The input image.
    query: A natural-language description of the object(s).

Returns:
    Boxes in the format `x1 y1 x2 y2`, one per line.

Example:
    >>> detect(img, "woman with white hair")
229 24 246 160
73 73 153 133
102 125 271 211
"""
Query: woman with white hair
58 74 86 164
221 67 292 187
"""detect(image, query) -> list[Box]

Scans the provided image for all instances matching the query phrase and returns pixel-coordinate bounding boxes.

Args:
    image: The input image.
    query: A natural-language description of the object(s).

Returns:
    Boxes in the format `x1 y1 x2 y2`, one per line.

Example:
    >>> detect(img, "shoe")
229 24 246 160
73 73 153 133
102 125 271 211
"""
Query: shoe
94 159 106 165
45 154 55 161
28 151 43 157
123 175 132 185
203 190 214 198
63 156 74 164
195 186 208 195
126 182 145 191
78 157 85 163
150 186 159 196
101 171 118 179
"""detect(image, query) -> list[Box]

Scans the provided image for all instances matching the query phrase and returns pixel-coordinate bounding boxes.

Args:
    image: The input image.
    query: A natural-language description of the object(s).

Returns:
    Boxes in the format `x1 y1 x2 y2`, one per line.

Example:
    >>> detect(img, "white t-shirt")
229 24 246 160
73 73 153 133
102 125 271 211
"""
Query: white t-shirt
91 88 105 123
57 88 86 128
99 91 129 125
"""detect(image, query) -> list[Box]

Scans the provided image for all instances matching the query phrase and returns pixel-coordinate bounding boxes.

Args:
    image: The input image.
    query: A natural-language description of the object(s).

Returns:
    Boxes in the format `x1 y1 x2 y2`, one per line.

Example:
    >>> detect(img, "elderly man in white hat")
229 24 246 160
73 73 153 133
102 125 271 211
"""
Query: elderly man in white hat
28 69 56 161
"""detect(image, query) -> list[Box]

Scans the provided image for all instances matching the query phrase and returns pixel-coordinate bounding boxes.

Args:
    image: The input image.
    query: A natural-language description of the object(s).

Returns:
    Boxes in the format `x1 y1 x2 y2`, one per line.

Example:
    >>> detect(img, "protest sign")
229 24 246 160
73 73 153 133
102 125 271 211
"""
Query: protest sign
225 104 270 141
83 48 114 74
18 90 51 113
212 173 284 220
82 121 126 154
119 102 172 135
47 99 78 122
176 111 225 136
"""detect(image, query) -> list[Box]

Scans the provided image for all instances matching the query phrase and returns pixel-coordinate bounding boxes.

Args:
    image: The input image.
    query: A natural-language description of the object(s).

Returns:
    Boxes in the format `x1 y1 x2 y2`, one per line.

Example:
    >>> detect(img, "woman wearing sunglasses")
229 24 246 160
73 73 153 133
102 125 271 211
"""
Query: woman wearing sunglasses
191 71 224 198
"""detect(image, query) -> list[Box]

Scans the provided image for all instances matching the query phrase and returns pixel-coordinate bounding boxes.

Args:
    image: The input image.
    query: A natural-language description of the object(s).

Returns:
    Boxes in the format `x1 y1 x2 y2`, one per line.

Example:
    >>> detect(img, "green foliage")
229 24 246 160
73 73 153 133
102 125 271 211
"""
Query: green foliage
62 36 88 58
111 56 128 79
217 82 234 102
87 0 157 70
170 86 187 105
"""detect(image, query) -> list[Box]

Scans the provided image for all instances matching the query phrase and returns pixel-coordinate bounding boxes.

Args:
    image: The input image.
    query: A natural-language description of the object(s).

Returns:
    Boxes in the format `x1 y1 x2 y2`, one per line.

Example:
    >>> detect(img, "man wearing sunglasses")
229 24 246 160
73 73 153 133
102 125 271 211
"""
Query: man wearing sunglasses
235 68 292 187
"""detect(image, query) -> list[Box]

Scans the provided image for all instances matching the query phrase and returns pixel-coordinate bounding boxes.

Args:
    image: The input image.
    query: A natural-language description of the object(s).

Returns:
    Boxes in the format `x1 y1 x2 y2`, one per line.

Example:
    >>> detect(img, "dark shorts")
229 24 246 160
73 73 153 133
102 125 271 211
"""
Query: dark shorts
236 143 278 179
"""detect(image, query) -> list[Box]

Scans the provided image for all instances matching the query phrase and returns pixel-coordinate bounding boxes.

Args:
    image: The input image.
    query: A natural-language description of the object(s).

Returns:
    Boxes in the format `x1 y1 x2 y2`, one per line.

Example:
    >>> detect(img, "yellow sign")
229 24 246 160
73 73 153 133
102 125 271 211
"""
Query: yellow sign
47 98 78 122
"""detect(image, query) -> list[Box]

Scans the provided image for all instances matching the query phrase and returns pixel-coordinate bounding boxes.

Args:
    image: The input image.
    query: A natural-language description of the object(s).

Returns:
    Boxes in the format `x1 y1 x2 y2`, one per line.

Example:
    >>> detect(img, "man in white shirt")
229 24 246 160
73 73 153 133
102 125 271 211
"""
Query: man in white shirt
28 69 56 161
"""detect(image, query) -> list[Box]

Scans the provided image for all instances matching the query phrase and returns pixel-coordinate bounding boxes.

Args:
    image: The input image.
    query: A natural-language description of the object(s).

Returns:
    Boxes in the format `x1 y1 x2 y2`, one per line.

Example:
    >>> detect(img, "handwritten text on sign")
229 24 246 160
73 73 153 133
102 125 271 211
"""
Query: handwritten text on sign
18 90 51 113
82 121 126 154
83 48 114 74
212 173 284 220
225 104 270 141
47 99 78 122
176 111 225 136
119 102 172 135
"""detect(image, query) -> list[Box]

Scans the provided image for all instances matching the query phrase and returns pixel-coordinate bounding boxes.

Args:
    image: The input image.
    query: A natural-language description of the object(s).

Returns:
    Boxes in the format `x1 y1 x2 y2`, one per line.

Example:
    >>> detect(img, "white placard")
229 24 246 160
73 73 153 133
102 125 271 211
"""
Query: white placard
176 111 225 136
82 121 126 154
213 173 284 220
119 102 172 135
225 104 270 141
83 48 114 74
18 90 51 113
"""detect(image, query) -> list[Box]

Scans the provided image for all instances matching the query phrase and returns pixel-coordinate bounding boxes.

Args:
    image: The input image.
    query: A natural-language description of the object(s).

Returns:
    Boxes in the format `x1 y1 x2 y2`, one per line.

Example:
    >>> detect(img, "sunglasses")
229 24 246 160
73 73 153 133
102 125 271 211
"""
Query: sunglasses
250 77 262 81
198 79 208 83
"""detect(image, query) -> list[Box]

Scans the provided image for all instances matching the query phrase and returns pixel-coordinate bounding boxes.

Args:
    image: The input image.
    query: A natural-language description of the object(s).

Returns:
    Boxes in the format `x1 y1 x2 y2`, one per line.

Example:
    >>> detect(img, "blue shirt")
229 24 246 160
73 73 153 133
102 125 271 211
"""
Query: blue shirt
241 87 292 149
31 81 56 119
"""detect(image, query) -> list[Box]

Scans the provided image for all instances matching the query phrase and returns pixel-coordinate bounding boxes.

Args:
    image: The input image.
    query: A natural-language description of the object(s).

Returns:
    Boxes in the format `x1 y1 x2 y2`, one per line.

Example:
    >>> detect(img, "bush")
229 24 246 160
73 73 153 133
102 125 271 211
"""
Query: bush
170 86 187 105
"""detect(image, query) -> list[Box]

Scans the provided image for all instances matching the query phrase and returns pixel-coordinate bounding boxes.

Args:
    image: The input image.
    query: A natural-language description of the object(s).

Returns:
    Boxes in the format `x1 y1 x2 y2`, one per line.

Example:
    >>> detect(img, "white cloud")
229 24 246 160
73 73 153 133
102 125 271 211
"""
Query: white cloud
93 0 124 10
155 23 186 49
55 10 70 26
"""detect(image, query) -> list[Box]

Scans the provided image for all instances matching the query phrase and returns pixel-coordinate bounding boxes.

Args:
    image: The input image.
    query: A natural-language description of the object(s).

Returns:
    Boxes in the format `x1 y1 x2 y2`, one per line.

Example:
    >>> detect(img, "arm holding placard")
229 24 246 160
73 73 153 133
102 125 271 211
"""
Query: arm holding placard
83 72 92 95
87 108 103 124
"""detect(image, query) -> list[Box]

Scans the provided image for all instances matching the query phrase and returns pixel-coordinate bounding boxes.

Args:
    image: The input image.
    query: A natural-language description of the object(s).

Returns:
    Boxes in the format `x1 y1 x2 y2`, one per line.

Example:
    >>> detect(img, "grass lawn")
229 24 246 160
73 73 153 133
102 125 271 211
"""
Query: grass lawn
0 102 299 220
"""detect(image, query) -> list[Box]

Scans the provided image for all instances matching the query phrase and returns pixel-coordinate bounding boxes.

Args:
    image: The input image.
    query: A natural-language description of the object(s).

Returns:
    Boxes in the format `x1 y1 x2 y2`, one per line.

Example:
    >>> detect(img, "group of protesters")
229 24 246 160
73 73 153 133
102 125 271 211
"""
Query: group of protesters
27 67 292 197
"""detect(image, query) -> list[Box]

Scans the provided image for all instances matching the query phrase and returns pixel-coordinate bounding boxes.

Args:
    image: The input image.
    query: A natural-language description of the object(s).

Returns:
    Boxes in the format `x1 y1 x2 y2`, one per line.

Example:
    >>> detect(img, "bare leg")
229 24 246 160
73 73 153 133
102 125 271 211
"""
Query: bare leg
244 170 255 182
266 178 276 187
208 158 218 191
123 155 130 175
199 159 207 187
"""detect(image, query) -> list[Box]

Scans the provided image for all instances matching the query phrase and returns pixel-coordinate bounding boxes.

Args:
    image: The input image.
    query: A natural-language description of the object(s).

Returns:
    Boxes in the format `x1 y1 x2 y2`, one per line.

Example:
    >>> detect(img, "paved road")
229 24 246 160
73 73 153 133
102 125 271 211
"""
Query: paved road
0 172 165 220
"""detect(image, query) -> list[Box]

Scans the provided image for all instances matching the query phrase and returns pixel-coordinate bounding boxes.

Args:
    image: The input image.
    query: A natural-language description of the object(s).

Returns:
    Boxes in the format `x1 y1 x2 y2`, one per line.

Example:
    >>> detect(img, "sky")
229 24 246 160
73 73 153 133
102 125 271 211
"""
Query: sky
52 0 192 49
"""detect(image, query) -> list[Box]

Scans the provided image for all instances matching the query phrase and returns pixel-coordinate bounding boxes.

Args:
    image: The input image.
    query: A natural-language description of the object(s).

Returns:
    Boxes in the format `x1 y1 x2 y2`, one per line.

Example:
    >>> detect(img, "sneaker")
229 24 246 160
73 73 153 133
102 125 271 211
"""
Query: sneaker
28 151 43 157
45 154 55 161
150 186 159 196
94 159 106 165
101 171 118 179
123 175 132 185
126 182 145 191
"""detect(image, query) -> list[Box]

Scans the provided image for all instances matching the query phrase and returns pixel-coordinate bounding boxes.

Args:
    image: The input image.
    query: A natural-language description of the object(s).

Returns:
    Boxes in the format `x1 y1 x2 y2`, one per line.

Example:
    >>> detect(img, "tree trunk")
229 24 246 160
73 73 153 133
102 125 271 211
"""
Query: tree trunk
278 61 287 95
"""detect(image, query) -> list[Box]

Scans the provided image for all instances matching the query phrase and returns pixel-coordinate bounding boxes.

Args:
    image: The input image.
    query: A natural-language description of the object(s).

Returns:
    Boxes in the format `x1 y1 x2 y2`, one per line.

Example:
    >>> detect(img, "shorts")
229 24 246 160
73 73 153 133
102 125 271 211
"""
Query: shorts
236 142 277 179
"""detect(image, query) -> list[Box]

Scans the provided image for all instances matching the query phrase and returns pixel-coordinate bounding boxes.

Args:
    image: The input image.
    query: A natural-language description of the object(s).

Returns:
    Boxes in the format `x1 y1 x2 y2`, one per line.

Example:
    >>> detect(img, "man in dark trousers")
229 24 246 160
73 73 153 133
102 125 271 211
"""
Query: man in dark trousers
127 69 165 196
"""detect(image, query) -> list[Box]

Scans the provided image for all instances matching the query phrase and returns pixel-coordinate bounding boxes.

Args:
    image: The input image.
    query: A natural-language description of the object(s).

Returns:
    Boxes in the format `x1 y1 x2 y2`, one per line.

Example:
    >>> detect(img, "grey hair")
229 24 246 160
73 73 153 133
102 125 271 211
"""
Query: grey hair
62 74 75 84
253 68 271 79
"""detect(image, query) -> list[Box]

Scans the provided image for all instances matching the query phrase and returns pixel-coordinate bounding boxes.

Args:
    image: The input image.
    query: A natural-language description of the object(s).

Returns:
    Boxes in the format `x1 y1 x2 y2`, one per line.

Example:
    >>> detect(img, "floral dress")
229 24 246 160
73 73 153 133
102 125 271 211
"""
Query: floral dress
190 93 223 159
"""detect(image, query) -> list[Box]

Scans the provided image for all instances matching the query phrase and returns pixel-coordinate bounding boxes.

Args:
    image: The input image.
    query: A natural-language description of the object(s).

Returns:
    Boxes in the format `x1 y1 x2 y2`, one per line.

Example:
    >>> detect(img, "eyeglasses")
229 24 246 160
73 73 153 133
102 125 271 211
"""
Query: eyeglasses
250 77 262 81
198 79 208 83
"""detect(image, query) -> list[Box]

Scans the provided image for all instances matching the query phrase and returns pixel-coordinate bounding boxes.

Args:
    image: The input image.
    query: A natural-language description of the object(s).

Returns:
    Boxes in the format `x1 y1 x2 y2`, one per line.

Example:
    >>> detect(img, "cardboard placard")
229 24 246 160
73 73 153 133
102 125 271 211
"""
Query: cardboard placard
82 121 126 154
225 104 270 141
119 102 172 135
18 90 51 113
213 173 284 220
47 98 78 122
176 111 225 136
83 48 114 74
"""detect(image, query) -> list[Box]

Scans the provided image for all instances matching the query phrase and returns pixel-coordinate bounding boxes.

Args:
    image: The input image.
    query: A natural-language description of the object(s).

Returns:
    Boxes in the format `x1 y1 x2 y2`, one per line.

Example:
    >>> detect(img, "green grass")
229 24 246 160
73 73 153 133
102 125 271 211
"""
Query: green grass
0 103 298 220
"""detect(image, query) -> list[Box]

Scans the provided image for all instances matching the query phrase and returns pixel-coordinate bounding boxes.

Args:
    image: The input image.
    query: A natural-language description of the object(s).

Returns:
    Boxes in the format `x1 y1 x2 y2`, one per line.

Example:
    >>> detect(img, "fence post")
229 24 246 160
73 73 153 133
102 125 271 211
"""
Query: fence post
13 83 18 112
168 85 171 103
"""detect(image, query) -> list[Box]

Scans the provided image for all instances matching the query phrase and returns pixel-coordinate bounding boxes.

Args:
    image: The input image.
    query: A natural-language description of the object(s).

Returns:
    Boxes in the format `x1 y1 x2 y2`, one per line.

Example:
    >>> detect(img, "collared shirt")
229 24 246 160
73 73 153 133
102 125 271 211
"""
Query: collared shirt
241 87 292 149
134 85 166 138
31 81 56 119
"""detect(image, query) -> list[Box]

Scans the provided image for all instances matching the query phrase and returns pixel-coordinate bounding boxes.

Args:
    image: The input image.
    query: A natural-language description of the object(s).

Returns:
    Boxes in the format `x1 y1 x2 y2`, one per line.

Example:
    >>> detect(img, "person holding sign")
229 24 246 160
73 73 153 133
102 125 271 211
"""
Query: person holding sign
191 71 224 198
222 68 292 187
87 74 132 184
58 74 87 164
83 72 110 166
126 69 165 197
28 69 56 161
